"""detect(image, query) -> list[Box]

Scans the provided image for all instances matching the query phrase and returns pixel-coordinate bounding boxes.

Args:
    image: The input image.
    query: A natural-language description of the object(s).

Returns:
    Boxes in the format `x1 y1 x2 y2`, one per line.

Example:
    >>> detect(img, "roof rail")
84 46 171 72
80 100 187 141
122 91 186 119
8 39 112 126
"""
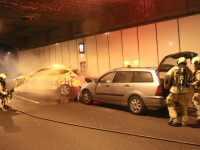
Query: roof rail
112 67 127 70
112 66 157 70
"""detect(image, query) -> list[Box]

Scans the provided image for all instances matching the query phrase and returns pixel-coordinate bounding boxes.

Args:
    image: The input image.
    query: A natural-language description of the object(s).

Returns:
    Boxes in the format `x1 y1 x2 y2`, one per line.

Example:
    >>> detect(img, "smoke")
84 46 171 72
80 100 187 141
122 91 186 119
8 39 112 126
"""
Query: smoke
13 83 58 96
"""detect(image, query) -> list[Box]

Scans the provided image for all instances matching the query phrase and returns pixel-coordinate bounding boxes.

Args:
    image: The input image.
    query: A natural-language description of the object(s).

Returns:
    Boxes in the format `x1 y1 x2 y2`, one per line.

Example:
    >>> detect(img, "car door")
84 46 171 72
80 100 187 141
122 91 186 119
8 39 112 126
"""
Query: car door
111 71 134 102
95 72 117 101
29 68 51 89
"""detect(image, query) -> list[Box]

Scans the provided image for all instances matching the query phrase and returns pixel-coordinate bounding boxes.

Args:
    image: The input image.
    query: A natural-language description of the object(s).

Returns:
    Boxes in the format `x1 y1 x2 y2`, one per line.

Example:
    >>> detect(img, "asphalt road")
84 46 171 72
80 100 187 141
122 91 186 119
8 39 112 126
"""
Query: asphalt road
0 92 200 150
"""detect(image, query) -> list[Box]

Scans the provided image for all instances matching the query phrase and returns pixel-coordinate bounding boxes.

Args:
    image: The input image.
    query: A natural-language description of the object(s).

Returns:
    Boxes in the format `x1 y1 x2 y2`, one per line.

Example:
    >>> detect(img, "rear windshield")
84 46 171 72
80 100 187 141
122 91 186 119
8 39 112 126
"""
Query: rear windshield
133 71 153 82
162 57 178 66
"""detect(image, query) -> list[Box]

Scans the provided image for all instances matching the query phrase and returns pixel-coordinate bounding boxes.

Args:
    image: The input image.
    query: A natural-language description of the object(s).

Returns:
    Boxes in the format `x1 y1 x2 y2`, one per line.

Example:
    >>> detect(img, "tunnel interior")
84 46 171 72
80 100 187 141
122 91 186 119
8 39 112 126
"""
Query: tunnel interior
0 43 19 79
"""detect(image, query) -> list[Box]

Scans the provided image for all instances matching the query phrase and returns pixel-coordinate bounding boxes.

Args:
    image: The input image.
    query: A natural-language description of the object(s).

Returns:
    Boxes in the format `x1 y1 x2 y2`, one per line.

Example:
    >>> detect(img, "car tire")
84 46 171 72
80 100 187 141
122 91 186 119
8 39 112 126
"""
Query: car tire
128 96 146 115
60 84 71 95
82 90 93 105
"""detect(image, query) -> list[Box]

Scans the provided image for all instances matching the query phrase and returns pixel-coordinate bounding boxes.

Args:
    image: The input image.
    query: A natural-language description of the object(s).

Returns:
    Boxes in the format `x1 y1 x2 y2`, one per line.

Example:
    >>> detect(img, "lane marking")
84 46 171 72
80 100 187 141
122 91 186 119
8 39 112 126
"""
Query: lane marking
14 95 40 104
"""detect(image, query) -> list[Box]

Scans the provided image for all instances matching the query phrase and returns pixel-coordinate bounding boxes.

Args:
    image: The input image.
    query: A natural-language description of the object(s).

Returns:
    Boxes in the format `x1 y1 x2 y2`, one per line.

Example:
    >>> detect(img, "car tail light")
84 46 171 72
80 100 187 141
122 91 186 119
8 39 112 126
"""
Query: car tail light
70 76 81 79
155 84 162 96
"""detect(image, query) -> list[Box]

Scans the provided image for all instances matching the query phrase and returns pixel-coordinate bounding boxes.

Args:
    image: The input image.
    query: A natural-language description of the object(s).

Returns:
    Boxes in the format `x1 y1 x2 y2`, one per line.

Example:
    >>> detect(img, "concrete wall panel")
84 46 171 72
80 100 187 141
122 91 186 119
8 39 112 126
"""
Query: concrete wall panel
55 43 62 65
108 31 123 70
62 41 70 67
179 14 200 71
39 47 45 68
86 35 98 77
44 46 50 67
34 48 40 70
156 19 179 64
122 27 139 67
49 44 56 65
69 40 78 69
138 24 158 67
96 33 110 75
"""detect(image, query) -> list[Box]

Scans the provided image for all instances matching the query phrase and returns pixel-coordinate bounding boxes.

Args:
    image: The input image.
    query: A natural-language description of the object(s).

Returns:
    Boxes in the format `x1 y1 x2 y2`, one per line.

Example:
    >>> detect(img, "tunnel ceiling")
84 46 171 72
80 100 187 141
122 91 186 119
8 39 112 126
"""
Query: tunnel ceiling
1 0 200 49
0 0 134 48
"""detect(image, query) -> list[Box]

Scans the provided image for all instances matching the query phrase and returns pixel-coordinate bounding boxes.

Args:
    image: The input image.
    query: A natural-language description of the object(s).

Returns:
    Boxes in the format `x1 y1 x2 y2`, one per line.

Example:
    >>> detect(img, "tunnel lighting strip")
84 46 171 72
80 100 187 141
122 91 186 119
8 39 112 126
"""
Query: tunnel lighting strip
10 108 200 147
14 96 40 104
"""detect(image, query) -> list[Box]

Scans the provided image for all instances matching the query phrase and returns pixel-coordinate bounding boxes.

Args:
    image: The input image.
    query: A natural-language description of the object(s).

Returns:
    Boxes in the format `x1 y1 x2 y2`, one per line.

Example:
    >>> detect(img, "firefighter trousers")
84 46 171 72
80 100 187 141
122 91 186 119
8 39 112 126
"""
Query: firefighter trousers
166 93 189 125
192 92 200 120
0 95 11 108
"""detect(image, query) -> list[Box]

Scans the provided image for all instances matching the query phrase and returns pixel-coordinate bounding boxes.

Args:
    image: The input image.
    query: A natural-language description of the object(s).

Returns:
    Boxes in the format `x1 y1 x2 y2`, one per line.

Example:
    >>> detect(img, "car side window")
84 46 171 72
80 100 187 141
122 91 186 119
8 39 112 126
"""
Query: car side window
47 69 69 76
32 69 50 76
99 72 116 83
133 72 153 82
115 71 133 83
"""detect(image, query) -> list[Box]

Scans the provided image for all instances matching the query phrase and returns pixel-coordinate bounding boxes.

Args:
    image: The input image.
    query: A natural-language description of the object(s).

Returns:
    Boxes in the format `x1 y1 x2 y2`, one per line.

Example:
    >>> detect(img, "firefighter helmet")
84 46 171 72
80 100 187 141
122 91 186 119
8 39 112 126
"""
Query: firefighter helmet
191 56 200 67
177 57 187 65
0 73 7 81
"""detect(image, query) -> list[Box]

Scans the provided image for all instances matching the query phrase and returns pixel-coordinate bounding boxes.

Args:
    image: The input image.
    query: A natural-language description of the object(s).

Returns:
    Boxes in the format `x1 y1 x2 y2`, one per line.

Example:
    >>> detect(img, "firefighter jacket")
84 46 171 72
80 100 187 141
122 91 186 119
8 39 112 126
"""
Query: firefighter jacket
0 80 8 96
164 65 194 94
191 69 200 92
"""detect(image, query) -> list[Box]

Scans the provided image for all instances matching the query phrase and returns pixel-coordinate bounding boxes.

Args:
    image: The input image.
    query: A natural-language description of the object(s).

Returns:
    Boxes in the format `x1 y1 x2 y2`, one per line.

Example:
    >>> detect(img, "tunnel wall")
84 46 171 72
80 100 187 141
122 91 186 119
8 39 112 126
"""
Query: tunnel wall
18 14 200 78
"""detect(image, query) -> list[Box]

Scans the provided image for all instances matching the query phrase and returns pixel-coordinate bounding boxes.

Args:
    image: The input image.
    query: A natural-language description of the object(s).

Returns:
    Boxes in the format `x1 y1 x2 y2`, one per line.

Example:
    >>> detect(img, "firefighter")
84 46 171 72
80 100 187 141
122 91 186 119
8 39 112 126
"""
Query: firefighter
0 73 12 109
190 56 200 122
164 57 194 126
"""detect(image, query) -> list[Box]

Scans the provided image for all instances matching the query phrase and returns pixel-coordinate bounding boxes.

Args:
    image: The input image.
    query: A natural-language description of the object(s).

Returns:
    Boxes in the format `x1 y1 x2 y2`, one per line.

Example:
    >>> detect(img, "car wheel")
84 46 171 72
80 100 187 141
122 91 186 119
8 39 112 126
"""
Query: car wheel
128 96 146 115
82 90 93 105
60 84 71 95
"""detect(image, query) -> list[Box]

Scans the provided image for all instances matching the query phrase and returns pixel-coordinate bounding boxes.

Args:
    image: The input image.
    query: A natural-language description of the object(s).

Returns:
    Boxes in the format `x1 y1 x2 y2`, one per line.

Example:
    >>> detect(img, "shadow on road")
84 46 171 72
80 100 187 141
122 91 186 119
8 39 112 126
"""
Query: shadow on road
145 108 169 118
187 123 200 128
91 101 170 118
0 109 21 133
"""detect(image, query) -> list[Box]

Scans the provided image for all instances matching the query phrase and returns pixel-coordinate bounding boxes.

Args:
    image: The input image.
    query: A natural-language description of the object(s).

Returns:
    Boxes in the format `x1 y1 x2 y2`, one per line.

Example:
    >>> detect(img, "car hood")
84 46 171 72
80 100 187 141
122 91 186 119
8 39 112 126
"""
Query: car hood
156 51 198 72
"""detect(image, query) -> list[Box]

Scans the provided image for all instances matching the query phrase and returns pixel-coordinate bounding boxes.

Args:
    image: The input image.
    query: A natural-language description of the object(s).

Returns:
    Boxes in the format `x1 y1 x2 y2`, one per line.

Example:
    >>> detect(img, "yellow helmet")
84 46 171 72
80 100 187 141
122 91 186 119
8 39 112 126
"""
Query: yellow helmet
177 57 187 65
191 56 200 67
0 73 7 81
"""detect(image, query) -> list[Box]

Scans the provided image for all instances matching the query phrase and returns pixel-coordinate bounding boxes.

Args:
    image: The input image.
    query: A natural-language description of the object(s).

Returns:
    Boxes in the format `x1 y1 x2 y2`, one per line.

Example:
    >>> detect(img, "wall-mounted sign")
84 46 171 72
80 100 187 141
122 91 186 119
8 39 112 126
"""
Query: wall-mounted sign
80 61 86 74
79 43 84 53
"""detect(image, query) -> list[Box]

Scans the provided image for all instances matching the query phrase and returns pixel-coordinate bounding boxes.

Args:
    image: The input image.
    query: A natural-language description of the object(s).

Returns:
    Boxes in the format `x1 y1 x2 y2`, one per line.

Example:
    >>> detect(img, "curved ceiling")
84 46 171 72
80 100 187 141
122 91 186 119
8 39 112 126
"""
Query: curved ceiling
0 0 133 48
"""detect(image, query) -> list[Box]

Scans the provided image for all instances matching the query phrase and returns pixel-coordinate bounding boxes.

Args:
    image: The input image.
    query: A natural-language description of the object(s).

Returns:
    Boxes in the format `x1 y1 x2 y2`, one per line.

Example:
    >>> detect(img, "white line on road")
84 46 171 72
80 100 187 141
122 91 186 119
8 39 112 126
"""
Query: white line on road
14 95 40 104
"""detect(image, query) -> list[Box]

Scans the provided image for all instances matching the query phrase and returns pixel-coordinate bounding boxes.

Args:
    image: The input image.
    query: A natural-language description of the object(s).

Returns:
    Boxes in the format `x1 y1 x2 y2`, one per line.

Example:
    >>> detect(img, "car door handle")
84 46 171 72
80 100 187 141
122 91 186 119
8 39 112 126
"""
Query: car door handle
124 84 130 87
105 85 110 87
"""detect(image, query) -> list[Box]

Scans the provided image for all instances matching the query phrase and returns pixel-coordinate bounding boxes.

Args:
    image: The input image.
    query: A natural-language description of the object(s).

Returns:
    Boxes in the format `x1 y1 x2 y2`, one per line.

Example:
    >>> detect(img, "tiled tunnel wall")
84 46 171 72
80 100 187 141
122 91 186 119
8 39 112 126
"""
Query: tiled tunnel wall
18 14 200 79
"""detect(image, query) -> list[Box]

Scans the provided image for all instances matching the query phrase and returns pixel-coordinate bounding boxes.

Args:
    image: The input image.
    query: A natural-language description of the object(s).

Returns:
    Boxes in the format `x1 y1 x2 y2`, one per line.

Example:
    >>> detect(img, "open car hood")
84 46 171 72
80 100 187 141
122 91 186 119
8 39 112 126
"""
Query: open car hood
156 51 198 72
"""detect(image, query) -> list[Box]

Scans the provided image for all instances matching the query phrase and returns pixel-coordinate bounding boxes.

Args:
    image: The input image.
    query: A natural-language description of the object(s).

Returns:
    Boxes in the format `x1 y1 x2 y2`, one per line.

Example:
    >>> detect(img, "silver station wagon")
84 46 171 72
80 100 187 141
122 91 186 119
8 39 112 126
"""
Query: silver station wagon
79 52 197 115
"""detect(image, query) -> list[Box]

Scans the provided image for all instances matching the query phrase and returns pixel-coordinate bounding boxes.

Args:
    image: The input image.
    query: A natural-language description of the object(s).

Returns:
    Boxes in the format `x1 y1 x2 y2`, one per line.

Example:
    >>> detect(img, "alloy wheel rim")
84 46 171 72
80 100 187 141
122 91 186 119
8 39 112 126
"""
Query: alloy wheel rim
61 86 70 95
131 98 141 112
83 92 90 102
